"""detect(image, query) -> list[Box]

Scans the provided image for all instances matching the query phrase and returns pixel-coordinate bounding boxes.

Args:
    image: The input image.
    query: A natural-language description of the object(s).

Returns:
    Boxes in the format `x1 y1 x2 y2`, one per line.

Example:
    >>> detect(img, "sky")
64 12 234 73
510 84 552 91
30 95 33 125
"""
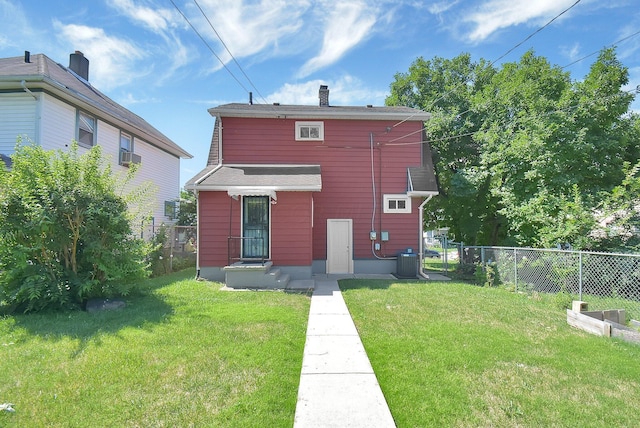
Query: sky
1 0 639 187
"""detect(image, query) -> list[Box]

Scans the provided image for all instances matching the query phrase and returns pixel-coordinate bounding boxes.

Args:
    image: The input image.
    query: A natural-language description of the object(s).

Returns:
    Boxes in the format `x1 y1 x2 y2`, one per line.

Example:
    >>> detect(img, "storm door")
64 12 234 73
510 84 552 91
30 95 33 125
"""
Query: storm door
242 196 270 259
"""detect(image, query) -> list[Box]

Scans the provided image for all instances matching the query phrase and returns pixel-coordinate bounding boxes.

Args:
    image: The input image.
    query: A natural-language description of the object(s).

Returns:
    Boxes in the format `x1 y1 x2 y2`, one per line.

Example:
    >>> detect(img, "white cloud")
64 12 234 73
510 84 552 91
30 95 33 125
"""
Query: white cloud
617 23 640 63
54 21 148 91
267 75 387 106
462 0 579 43
428 0 459 15
186 0 309 69
297 1 378 78
107 0 192 83
108 0 173 33
560 42 581 63
0 0 47 52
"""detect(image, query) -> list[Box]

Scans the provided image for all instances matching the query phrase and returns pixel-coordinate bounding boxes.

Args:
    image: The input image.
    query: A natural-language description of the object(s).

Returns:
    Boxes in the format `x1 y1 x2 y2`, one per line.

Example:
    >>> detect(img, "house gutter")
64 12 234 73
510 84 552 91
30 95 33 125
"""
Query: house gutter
418 195 434 280
20 80 37 100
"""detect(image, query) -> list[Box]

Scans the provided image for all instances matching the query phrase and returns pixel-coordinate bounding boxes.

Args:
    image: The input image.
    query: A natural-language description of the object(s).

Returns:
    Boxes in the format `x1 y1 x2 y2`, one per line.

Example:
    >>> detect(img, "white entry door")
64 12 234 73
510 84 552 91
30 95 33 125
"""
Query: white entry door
326 219 353 274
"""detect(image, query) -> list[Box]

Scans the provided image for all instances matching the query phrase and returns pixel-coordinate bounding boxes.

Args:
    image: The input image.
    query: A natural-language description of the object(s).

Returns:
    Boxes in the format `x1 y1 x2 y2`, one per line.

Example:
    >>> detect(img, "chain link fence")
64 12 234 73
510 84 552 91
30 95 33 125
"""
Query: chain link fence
149 225 197 274
460 246 640 322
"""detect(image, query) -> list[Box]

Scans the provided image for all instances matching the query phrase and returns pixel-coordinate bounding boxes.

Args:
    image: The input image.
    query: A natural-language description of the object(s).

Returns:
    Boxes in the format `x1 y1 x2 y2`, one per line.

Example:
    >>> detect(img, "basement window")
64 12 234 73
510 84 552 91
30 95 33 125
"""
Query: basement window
384 194 411 214
295 121 324 141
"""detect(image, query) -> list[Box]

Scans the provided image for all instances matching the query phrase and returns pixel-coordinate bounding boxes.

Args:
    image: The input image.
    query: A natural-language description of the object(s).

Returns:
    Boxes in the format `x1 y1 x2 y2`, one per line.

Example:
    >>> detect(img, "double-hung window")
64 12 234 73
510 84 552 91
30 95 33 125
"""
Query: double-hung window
77 111 96 147
120 132 132 153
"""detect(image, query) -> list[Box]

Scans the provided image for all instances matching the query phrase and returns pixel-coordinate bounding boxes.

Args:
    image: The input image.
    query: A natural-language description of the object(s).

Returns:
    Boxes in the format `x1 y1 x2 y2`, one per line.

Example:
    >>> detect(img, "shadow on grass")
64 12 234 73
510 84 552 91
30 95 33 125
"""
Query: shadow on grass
338 278 397 290
9 278 177 356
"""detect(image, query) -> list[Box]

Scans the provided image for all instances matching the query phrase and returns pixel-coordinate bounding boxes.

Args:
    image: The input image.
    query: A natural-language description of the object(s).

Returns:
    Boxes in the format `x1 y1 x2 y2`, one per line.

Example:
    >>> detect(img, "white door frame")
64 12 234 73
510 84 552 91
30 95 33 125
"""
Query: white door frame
326 219 353 274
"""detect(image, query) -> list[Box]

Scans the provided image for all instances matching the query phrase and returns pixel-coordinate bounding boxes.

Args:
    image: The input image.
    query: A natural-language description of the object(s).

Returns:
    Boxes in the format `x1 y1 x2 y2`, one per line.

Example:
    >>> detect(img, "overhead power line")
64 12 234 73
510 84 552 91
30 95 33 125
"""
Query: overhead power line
191 0 271 105
489 0 582 67
169 0 250 94
561 29 640 69
383 86 639 147
390 0 583 133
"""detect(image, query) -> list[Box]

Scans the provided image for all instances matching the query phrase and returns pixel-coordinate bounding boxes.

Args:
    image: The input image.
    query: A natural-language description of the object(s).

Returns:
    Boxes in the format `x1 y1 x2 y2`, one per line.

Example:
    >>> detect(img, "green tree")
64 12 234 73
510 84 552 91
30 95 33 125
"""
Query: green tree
0 142 151 312
176 189 197 226
387 49 639 249
387 53 502 245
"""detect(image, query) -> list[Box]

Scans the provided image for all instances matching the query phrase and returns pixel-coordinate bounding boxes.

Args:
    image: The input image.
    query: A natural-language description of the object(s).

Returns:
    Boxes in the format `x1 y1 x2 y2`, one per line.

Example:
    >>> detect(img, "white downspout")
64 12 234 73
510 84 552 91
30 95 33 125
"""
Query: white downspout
21 80 37 100
418 195 434 280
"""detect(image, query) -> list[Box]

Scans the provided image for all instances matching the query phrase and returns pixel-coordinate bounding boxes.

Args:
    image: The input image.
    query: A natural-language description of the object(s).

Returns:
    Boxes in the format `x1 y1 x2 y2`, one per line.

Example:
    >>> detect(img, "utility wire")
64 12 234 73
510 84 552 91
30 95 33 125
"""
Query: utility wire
390 0 583 131
169 0 251 94
192 0 272 105
561 29 640 69
490 0 581 67
384 86 639 147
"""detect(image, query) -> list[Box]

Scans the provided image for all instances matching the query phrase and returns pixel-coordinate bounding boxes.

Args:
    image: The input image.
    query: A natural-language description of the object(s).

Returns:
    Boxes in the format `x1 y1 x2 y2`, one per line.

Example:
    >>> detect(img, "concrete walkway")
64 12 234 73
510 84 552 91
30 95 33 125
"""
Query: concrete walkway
293 278 396 428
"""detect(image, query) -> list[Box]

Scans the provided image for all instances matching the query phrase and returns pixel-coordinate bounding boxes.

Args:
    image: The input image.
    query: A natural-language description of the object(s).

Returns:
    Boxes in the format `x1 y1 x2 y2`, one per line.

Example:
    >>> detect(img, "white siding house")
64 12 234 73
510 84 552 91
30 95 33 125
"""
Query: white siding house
0 51 192 232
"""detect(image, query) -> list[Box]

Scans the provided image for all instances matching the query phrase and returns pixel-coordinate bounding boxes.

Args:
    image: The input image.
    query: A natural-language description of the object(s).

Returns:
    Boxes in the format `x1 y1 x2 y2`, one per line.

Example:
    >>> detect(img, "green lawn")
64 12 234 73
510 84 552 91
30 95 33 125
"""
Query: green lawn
340 279 640 427
0 270 310 427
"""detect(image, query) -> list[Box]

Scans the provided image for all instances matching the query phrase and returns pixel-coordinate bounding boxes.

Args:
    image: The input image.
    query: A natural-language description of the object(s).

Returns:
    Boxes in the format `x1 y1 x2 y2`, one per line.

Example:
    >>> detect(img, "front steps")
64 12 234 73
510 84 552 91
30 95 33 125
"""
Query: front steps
223 261 314 291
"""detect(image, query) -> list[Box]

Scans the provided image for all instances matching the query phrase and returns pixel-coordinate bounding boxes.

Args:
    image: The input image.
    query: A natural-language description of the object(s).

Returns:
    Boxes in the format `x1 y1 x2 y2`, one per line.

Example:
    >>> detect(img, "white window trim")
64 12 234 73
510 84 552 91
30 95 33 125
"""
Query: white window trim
383 194 412 214
76 110 96 147
120 131 133 152
295 121 324 141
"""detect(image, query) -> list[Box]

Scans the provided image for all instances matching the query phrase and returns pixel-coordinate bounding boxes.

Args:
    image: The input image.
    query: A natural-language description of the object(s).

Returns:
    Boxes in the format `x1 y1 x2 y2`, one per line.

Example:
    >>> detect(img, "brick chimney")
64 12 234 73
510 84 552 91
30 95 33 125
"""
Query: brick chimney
69 51 89 81
319 85 329 106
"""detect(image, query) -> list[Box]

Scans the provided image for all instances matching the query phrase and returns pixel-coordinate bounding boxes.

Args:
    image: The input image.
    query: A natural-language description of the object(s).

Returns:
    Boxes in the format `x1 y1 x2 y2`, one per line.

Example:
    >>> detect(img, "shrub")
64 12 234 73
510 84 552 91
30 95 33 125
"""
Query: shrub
0 143 152 312
474 262 500 287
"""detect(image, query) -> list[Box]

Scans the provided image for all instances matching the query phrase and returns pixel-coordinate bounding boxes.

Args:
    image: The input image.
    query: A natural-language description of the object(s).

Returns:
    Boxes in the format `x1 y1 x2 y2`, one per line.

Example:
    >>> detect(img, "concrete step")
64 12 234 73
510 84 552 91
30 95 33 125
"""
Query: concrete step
275 273 291 288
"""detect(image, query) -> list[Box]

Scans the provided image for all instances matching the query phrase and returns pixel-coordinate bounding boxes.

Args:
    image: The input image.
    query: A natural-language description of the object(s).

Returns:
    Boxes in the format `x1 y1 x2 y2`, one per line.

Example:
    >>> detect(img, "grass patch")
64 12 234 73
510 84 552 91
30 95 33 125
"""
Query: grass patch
0 269 310 427
340 279 640 427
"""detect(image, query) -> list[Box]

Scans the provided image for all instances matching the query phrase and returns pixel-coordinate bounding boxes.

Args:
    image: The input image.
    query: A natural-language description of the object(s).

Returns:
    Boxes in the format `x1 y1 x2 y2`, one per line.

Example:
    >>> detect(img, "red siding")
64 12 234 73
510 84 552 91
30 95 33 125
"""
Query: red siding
198 191 241 266
271 192 313 265
198 190 314 267
217 117 424 261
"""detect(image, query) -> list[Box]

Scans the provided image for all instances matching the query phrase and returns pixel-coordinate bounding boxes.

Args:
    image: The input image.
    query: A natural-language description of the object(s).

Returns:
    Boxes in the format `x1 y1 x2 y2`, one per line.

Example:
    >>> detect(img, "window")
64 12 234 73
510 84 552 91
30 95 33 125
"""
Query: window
295 121 324 141
383 194 411 214
77 111 96 147
120 132 132 153
164 200 178 220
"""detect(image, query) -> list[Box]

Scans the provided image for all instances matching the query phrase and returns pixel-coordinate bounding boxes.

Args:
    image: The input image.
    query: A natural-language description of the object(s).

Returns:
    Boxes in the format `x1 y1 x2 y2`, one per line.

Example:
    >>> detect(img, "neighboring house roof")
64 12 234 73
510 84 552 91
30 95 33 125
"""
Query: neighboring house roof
0 153 11 169
187 164 322 196
0 52 192 159
208 103 431 122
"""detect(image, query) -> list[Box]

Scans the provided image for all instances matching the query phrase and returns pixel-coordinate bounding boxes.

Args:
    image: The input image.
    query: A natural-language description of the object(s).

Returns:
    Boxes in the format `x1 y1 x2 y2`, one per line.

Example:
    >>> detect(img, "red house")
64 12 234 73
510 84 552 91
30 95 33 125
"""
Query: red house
186 86 438 287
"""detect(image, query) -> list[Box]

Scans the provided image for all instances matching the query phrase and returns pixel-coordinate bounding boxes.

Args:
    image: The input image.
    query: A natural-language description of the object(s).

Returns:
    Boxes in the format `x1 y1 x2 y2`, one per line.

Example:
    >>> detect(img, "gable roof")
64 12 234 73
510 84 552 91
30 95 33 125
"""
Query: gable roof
0 153 11 169
208 103 431 122
0 53 191 159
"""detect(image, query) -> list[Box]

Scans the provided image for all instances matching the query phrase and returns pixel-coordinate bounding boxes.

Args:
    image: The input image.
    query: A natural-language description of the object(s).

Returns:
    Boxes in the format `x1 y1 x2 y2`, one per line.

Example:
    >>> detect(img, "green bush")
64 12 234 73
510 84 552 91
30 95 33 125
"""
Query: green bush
474 262 500 287
0 143 152 312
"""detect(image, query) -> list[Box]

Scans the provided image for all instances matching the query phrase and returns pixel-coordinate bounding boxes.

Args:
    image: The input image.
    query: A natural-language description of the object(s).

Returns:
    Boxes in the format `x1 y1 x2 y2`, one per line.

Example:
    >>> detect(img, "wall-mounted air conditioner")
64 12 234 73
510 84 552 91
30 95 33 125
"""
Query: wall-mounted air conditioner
120 151 142 166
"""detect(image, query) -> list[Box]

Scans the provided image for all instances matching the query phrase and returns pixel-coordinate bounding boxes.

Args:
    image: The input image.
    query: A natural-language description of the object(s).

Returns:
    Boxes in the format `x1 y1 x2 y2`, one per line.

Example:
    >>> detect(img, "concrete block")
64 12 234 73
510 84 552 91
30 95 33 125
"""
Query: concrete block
572 301 588 312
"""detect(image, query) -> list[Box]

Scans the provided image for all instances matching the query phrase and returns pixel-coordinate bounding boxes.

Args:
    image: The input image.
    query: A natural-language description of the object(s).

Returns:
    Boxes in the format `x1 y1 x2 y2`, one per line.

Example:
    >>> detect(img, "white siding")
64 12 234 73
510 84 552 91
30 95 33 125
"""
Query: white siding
40 94 75 151
96 121 120 162
1 91 182 237
96 120 181 230
0 93 37 153
131 139 181 224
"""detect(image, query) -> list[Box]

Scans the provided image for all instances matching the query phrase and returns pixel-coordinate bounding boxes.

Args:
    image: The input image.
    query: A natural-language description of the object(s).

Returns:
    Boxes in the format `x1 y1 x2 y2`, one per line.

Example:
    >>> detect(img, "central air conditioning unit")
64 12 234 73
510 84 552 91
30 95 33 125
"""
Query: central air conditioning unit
120 151 142 166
